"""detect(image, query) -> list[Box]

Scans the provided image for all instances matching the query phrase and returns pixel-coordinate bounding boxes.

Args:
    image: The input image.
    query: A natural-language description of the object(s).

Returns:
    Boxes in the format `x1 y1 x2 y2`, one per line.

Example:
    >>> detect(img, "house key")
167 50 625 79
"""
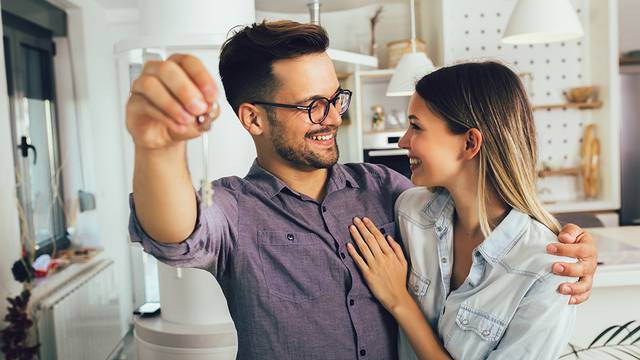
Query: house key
196 101 221 207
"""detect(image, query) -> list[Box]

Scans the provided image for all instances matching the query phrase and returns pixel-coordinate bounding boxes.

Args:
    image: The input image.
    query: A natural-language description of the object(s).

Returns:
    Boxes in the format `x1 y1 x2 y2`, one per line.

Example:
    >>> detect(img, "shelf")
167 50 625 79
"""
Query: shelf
538 167 580 178
532 101 603 111
326 48 378 68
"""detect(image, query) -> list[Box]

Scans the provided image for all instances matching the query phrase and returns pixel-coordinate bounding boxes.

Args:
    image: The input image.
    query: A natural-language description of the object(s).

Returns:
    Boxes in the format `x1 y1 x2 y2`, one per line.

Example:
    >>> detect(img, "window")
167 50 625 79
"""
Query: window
3 11 69 255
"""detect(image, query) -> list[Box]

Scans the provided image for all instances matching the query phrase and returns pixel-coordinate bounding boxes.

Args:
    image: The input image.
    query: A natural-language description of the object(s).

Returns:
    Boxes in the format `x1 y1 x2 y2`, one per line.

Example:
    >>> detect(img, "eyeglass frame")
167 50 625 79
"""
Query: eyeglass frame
250 88 352 124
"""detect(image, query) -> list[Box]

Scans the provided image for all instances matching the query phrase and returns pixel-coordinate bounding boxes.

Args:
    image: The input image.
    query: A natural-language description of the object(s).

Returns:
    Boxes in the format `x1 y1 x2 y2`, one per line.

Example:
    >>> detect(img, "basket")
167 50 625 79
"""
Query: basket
387 39 426 68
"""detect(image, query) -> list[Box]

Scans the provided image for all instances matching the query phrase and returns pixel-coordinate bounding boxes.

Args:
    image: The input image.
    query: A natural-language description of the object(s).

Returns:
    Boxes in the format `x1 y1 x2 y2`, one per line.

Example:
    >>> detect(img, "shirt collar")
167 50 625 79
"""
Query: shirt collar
421 188 530 264
477 208 530 264
244 159 359 199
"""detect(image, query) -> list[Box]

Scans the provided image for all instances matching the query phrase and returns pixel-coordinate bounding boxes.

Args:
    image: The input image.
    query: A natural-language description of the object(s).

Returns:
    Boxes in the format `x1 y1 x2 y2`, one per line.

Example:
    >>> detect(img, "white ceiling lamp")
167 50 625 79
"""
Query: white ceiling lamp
386 0 435 97
502 0 584 44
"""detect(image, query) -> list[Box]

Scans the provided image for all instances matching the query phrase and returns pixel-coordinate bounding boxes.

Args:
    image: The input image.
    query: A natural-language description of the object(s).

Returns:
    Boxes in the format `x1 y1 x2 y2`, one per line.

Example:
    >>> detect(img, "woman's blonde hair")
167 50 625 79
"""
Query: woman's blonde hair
415 61 560 236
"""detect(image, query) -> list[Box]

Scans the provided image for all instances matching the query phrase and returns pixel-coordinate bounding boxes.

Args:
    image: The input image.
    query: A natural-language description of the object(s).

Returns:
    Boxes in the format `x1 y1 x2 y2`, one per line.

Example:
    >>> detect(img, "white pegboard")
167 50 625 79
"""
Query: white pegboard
441 0 594 204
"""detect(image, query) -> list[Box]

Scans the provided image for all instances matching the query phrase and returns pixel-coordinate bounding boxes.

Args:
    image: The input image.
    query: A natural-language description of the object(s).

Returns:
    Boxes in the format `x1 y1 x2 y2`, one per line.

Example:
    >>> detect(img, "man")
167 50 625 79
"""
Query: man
127 20 597 360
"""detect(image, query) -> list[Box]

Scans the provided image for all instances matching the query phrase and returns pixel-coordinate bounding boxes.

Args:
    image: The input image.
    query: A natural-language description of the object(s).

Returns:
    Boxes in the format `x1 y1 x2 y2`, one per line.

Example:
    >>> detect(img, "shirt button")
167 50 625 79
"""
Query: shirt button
286 233 295 241
461 319 469 325
360 349 366 356
475 251 481 257
349 299 355 306
441 257 448 263
482 330 491 337
340 252 346 259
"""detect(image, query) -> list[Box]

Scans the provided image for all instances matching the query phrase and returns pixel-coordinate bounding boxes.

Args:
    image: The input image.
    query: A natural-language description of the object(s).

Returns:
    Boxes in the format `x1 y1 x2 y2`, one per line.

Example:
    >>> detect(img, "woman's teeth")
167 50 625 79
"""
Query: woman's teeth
409 158 422 165
311 134 334 141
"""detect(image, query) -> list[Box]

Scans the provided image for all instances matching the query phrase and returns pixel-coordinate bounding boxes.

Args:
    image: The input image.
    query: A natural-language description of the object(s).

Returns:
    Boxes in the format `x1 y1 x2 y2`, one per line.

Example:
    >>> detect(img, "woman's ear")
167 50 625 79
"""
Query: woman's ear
238 103 266 136
464 128 483 159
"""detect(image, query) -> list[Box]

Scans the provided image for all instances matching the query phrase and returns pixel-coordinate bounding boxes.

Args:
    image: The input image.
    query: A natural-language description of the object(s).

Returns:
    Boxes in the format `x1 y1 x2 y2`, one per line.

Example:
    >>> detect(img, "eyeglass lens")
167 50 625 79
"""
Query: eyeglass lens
309 91 351 124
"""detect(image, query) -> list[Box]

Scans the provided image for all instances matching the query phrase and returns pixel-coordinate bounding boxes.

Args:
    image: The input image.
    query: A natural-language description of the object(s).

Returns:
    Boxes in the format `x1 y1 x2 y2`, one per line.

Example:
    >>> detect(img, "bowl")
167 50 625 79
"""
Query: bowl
565 86 597 103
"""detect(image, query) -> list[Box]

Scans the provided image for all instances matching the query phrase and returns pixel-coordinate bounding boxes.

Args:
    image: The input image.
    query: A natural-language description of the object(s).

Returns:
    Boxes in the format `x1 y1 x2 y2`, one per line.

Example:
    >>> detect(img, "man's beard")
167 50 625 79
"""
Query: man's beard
268 110 339 169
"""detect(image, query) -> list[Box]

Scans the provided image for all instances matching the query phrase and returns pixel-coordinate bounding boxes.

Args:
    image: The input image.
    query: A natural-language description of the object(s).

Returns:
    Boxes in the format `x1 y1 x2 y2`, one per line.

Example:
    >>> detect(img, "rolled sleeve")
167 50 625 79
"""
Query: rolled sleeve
487 272 577 360
128 186 238 278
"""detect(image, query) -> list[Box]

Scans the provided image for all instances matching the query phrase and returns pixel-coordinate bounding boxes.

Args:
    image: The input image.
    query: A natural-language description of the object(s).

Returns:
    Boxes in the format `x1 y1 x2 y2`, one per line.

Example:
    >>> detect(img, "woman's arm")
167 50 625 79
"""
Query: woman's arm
346 217 451 360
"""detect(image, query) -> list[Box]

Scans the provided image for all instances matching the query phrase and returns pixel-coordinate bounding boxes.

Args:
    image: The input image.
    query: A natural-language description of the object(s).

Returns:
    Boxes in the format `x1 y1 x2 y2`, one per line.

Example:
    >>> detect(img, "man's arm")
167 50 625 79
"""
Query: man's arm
127 54 218 244
548 224 598 304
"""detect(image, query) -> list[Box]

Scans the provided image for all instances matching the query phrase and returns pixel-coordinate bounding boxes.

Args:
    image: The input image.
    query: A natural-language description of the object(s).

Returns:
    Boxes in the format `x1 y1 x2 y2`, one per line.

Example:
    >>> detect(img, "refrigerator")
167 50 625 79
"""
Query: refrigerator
620 65 640 225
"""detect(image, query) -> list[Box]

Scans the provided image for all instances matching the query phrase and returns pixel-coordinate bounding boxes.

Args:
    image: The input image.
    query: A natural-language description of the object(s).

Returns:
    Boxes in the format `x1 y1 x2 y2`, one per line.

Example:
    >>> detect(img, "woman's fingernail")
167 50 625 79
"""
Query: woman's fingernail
547 244 557 254
561 285 572 294
569 297 577 304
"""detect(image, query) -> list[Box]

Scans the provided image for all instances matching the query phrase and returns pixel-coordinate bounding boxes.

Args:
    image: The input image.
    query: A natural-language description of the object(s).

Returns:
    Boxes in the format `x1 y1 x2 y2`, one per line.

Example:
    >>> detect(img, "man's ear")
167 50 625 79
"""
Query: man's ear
464 128 483 159
238 103 266 136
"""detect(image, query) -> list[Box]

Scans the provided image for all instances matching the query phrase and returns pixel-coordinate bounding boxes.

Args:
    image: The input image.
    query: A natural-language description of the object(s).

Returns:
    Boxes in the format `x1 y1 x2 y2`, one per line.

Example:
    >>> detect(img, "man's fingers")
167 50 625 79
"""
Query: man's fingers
349 225 375 263
142 59 209 116
131 75 194 125
557 275 593 296
167 54 218 103
569 290 592 305
547 242 597 260
552 261 589 277
558 223 586 244
347 243 369 272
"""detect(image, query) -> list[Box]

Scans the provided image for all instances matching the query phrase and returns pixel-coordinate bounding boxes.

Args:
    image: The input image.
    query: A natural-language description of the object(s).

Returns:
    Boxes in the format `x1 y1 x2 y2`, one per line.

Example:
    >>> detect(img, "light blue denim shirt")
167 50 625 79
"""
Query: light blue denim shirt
396 187 576 360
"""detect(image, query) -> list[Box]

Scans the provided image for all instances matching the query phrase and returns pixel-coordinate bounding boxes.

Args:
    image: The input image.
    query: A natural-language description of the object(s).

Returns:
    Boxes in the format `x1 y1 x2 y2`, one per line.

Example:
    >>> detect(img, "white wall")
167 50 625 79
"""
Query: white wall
619 0 640 53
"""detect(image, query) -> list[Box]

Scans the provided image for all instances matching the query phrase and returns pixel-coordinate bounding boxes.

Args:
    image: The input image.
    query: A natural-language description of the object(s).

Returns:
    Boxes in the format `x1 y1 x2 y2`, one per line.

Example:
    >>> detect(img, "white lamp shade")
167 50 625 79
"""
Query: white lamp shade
502 0 584 44
386 52 435 97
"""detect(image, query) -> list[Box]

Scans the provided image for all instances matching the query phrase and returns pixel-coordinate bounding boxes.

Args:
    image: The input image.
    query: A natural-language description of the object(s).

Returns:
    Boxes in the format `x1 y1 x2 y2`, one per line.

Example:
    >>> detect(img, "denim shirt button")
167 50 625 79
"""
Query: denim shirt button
286 233 295 241
441 257 448 264
461 319 469 325
482 329 491 336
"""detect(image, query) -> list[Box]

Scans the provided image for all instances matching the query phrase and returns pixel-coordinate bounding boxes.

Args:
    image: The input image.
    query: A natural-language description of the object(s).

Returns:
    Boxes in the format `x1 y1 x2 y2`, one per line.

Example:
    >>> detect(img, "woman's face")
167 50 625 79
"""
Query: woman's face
398 94 467 187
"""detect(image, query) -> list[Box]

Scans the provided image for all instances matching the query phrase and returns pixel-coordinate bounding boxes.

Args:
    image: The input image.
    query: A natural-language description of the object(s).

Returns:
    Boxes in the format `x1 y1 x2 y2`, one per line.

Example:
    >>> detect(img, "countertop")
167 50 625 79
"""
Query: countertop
586 226 640 288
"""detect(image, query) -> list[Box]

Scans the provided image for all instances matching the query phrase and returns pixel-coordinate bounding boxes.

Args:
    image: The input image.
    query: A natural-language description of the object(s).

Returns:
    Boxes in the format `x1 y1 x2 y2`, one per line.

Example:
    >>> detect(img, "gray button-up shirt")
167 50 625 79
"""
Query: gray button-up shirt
129 160 413 360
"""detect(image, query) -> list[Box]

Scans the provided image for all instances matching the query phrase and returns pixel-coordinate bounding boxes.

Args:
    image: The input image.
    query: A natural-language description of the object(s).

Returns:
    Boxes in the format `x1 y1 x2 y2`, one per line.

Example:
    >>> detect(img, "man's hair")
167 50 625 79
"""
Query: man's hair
219 20 330 115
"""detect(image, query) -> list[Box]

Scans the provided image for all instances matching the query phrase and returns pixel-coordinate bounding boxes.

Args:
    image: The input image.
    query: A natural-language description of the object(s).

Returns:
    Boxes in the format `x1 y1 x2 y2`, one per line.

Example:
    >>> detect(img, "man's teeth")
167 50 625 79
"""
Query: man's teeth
409 158 422 165
310 134 334 141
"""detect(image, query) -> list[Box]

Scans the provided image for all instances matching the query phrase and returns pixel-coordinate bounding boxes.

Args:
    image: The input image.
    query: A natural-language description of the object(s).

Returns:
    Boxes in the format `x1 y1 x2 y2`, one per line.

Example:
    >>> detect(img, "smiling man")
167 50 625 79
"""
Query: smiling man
126 20 597 360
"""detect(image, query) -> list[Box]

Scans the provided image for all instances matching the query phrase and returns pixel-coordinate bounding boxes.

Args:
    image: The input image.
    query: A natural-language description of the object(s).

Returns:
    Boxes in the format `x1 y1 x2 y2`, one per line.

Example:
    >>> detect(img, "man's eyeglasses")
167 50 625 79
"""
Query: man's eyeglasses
251 89 352 124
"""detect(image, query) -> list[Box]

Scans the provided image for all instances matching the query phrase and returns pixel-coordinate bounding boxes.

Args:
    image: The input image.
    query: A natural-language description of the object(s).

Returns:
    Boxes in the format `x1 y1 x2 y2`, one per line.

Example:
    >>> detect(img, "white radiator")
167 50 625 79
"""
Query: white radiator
37 259 122 360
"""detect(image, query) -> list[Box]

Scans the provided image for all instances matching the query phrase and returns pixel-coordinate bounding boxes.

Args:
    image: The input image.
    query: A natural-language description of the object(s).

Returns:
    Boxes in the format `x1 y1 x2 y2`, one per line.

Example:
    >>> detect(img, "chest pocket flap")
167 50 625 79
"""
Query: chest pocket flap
455 304 507 342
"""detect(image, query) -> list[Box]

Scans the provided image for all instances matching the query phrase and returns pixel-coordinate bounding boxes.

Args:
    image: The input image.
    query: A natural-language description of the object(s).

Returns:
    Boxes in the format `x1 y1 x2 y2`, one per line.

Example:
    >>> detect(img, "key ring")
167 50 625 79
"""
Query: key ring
196 100 221 130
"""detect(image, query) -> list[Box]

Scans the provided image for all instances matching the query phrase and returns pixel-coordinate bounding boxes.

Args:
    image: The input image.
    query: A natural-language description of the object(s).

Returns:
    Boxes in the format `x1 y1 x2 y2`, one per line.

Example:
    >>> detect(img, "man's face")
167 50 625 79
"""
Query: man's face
266 52 342 170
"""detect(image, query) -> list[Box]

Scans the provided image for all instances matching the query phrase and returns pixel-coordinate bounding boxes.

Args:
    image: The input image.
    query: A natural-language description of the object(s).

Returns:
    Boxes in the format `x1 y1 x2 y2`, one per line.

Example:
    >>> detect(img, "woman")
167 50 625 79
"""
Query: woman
347 61 576 359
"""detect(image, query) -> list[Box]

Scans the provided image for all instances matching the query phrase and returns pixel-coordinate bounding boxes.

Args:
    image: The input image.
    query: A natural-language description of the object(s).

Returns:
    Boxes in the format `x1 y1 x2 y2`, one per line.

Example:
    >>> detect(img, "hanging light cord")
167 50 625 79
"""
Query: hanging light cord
410 0 416 53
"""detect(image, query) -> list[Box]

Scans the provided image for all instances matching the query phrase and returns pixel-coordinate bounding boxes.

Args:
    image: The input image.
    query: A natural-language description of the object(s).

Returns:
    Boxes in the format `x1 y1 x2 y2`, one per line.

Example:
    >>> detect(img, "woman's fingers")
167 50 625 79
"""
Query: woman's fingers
347 243 369 272
387 236 407 267
353 217 383 257
361 217 393 254
349 224 375 264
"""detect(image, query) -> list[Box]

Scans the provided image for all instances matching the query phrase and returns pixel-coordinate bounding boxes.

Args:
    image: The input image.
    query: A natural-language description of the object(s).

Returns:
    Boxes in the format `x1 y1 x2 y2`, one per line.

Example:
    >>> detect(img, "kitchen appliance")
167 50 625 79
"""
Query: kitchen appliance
363 130 410 178
620 66 640 225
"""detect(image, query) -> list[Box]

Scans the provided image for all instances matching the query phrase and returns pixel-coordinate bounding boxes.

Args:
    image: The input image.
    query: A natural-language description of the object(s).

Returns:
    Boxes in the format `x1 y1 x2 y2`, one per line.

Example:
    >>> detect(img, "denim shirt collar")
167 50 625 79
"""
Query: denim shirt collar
245 159 360 199
422 188 531 264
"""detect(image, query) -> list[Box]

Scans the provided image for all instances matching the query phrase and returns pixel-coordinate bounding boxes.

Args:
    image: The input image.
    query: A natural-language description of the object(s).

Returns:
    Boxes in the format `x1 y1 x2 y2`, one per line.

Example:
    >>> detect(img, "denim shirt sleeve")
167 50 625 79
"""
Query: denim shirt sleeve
487 272 577 360
128 186 238 279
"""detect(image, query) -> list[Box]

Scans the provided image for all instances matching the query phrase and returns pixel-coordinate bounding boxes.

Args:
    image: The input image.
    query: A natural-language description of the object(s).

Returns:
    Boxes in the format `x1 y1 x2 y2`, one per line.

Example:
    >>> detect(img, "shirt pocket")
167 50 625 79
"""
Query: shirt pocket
446 304 507 359
258 230 331 303
408 269 430 297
